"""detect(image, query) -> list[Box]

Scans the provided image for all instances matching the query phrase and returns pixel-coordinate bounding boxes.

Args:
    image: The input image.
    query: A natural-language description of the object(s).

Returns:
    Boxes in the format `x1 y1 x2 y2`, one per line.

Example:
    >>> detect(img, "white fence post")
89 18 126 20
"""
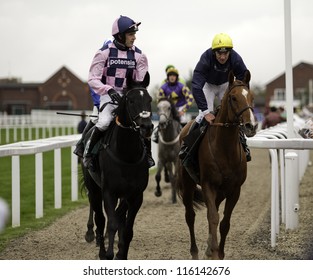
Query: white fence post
35 153 43 218
269 149 279 247
71 146 78 201
54 148 62 209
11 155 20 227
285 151 299 229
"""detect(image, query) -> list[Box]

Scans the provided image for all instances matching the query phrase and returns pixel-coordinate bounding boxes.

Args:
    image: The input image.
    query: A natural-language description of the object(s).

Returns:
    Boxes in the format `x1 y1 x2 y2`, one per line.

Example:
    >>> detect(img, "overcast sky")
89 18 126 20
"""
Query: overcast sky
1 0 312 93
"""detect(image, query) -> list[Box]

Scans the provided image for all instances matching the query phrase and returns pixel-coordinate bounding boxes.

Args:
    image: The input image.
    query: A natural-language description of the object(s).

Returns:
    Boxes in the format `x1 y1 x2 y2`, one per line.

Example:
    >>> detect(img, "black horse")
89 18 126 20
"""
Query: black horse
81 75 153 260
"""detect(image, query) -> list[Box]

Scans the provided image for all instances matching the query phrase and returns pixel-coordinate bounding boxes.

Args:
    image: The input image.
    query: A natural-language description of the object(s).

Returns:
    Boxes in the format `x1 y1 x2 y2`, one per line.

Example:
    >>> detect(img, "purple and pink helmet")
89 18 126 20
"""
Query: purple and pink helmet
112 16 141 36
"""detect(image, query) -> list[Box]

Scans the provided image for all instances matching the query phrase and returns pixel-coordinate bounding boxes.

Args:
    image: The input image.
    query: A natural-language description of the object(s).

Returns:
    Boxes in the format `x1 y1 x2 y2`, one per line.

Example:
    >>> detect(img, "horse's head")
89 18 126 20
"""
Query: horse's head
115 75 153 138
157 98 172 130
221 70 258 137
157 98 180 130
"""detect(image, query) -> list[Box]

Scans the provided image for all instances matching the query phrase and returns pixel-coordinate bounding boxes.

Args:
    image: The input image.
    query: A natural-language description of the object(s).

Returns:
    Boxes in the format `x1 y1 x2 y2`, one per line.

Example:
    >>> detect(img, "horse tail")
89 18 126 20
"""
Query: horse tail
78 162 88 198
175 161 205 210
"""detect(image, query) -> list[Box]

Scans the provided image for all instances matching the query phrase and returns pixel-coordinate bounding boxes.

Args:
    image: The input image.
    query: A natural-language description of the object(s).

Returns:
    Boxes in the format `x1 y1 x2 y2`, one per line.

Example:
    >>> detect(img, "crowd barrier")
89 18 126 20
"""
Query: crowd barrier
0 135 81 227
1 117 312 249
247 120 313 247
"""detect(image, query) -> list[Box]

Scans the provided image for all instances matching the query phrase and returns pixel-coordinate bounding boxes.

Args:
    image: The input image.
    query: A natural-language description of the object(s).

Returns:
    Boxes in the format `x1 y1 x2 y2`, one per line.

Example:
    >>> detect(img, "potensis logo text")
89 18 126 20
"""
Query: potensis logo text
109 58 136 69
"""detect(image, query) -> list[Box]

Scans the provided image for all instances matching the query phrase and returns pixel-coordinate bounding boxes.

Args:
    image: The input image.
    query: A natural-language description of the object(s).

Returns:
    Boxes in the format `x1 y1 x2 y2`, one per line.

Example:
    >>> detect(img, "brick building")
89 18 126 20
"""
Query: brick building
0 66 92 115
265 61 313 111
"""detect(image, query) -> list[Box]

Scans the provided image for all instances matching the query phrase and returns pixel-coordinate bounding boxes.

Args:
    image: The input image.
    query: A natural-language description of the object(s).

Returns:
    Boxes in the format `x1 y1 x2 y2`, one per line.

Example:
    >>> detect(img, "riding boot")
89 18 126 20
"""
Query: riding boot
144 138 155 168
152 129 159 143
239 129 251 162
74 120 95 158
178 121 200 160
83 127 103 171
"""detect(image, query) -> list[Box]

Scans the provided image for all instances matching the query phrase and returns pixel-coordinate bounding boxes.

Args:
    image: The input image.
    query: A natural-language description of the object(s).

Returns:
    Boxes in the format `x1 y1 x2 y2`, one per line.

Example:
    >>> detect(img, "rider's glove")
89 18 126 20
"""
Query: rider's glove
108 89 121 103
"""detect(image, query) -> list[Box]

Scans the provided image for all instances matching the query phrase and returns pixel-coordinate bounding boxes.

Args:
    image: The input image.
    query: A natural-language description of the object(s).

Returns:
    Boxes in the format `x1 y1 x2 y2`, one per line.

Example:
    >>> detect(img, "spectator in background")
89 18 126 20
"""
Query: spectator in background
278 106 287 119
262 106 286 129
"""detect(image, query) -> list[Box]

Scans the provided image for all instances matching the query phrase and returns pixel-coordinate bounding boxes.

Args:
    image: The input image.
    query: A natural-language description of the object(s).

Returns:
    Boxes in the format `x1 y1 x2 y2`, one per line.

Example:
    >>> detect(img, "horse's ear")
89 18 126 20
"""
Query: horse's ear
243 70 251 84
126 72 150 88
142 71 150 88
228 70 235 85
126 72 134 88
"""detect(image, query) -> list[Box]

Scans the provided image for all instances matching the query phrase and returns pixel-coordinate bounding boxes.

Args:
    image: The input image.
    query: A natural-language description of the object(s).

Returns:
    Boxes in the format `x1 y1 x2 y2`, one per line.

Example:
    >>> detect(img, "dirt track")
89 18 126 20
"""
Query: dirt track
0 149 313 260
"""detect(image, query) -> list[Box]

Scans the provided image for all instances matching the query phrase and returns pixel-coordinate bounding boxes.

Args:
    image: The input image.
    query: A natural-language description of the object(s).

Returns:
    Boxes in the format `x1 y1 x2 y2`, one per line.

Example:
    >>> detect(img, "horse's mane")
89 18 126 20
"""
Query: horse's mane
157 97 181 123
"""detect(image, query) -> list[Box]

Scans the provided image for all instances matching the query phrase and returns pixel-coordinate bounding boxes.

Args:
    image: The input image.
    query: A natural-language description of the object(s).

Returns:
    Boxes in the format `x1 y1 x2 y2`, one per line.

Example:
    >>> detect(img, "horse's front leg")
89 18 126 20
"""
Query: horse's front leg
155 161 163 197
85 202 95 243
181 168 199 259
166 162 177 203
218 189 241 259
202 185 220 260
91 196 106 259
115 194 143 260
103 192 119 260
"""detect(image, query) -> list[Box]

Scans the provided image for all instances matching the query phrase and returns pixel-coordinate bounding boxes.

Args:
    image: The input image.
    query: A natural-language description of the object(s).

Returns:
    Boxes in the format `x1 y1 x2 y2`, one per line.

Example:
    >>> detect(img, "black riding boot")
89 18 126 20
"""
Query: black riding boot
178 121 200 160
83 127 103 170
144 138 155 168
239 130 251 162
74 120 95 158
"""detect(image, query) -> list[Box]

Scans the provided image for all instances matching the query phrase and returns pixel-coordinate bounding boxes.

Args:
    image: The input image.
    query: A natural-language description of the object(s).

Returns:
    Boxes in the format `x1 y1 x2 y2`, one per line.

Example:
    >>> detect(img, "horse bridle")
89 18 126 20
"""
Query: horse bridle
115 88 151 131
211 83 253 127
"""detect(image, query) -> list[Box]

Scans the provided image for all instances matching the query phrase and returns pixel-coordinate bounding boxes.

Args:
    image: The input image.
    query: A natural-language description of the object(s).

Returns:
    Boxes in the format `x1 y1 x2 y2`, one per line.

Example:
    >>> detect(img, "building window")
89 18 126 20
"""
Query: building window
273 88 285 101
295 87 306 106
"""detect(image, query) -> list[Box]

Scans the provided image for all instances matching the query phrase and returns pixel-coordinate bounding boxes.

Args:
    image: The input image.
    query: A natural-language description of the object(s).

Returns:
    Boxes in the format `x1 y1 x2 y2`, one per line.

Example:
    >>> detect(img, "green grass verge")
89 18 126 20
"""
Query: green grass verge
0 148 89 252
0 128 88 252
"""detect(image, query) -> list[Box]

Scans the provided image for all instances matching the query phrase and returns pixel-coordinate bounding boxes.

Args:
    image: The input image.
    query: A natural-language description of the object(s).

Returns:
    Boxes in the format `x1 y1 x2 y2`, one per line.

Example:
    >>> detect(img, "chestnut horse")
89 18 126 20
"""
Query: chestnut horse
176 70 258 260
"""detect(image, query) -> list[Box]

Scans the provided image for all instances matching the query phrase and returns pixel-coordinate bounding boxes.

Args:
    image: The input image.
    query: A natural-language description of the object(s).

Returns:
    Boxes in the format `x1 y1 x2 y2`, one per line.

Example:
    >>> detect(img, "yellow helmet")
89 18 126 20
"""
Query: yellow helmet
166 67 179 76
212 33 233 51
165 64 175 73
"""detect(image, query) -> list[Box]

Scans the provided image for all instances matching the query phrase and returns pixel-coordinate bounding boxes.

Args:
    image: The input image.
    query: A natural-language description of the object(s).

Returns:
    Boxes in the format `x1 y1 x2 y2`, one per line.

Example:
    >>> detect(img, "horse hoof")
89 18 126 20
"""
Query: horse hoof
154 190 162 197
85 231 95 243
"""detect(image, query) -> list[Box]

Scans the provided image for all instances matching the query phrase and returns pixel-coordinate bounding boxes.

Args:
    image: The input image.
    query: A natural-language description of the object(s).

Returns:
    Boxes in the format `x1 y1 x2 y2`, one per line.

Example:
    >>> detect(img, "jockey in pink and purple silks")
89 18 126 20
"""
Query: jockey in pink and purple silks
81 15 154 170
73 38 113 159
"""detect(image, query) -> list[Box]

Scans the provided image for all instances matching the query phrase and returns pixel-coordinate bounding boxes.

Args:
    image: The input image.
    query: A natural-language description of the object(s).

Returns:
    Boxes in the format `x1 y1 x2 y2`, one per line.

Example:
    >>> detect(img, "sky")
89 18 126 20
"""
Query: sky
1 0 313 94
